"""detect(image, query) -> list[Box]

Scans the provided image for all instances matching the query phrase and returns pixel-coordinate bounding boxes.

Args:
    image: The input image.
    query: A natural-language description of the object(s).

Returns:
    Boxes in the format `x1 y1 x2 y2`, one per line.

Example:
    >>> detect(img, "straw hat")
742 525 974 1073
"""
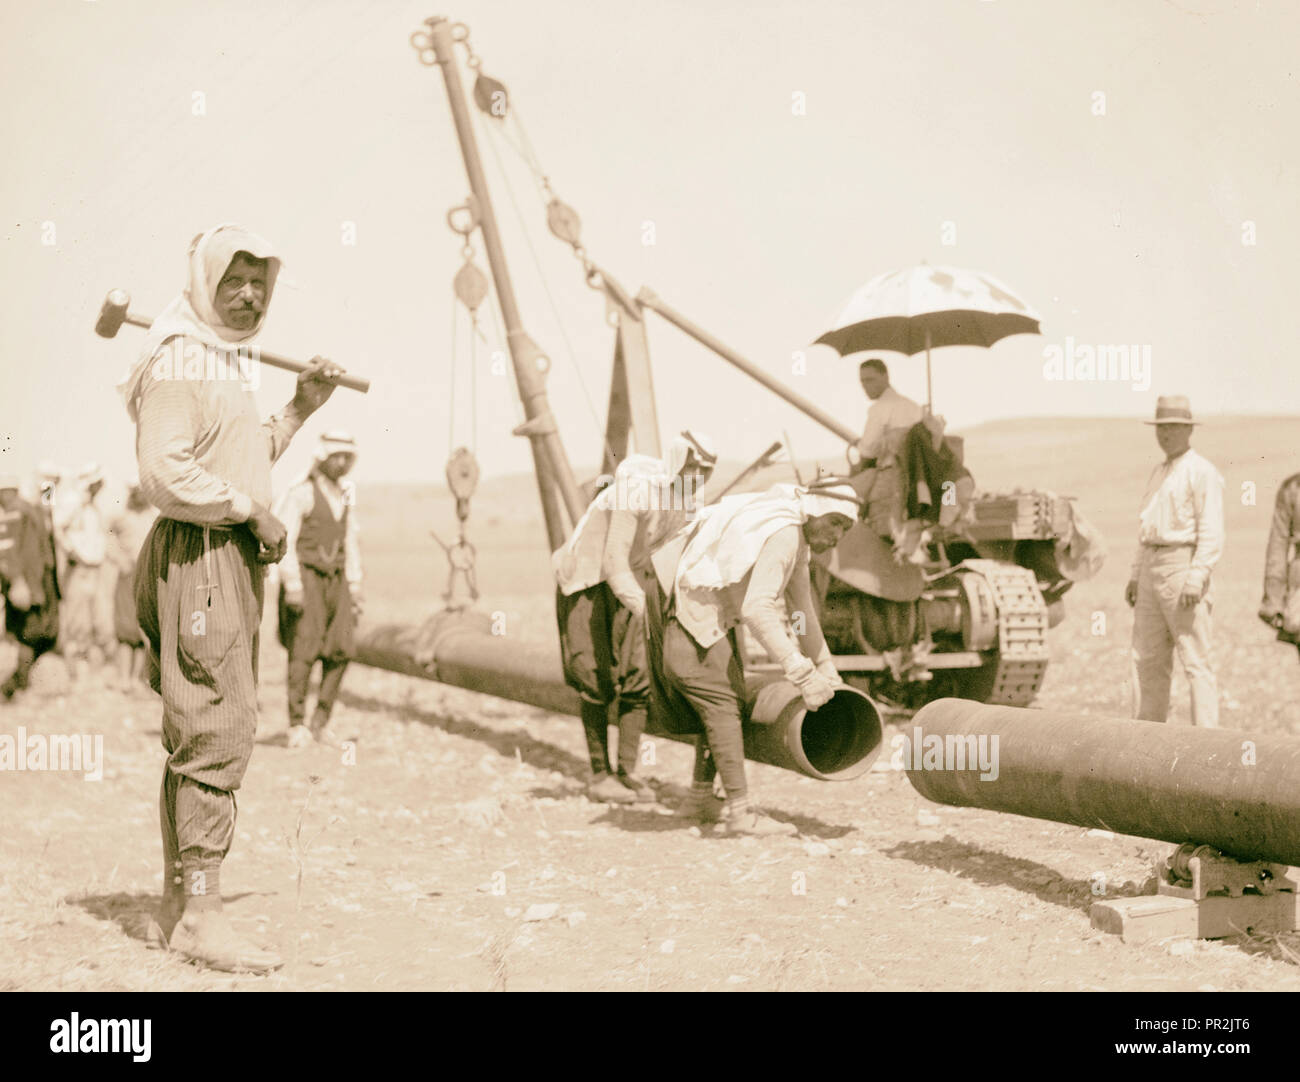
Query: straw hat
1144 395 1198 425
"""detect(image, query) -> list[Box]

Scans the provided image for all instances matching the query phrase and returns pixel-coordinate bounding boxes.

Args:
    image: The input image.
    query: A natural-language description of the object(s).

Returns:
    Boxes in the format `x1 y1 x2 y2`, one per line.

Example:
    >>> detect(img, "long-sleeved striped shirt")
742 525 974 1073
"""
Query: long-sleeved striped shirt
134 343 305 524
1130 447 1224 593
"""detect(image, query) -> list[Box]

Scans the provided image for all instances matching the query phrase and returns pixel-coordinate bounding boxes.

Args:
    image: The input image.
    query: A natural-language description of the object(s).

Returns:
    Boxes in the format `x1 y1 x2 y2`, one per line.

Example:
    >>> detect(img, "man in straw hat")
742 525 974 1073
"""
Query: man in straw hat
651 478 858 835
553 430 718 803
275 430 362 748
120 223 346 973
1125 395 1224 727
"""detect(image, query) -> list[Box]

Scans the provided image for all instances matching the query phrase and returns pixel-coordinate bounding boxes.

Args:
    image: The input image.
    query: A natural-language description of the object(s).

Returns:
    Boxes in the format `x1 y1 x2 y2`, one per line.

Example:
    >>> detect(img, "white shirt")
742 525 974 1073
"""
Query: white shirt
60 494 109 566
275 472 362 593
1131 447 1224 592
552 457 687 601
858 386 924 459
134 344 305 525
674 524 830 668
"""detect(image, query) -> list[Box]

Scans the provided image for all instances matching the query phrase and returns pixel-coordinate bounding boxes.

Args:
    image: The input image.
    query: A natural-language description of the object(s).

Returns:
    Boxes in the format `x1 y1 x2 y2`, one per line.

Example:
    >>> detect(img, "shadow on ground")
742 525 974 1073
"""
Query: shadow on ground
337 688 858 836
884 836 1155 913
69 890 269 945
340 688 602 780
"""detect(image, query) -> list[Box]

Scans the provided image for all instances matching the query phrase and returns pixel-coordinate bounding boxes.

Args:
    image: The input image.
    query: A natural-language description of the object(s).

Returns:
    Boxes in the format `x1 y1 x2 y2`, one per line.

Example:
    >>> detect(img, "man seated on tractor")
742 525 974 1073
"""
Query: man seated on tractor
850 359 974 563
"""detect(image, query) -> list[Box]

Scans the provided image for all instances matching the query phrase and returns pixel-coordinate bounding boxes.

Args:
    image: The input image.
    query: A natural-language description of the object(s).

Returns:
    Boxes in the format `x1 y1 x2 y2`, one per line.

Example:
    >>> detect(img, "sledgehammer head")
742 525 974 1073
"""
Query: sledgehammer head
94 289 132 338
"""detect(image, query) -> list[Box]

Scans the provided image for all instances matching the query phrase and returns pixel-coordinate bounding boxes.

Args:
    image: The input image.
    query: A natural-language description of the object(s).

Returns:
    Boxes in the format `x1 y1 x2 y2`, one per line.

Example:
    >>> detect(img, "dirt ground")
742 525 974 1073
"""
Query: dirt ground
3 417 1300 991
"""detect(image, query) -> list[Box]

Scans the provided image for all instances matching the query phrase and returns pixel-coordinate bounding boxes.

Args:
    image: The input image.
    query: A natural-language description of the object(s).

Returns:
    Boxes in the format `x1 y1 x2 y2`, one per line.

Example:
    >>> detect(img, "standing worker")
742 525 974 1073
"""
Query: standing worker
106 480 157 691
58 463 114 683
1259 469 1300 657
1125 396 1224 727
26 461 65 586
120 223 345 973
275 431 362 748
0 475 61 700
553 431 717 803
653 480 858 835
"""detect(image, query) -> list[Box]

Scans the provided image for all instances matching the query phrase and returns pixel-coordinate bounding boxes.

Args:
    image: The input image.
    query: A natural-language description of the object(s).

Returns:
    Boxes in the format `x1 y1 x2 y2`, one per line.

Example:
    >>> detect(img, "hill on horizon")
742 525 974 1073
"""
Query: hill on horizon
365 413 1299 503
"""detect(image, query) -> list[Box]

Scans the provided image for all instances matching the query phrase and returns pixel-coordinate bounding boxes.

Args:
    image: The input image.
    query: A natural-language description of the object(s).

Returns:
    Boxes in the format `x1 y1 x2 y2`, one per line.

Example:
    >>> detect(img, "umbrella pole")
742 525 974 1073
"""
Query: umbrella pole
925 326 933 413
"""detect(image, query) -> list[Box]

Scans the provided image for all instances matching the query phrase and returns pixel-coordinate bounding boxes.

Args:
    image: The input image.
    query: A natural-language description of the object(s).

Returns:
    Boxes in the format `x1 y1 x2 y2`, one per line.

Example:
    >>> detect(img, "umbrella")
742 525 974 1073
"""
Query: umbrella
814 264 1042 409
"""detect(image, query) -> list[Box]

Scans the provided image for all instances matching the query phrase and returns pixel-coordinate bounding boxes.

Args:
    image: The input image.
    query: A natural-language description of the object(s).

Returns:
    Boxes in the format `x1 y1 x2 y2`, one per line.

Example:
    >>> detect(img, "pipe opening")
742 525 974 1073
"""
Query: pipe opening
798 688 883 780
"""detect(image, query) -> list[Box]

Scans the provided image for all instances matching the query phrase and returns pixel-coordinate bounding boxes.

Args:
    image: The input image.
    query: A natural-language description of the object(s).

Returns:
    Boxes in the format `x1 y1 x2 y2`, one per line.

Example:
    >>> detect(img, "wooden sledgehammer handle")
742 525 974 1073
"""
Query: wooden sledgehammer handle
95 289 371 393
213 338 370 394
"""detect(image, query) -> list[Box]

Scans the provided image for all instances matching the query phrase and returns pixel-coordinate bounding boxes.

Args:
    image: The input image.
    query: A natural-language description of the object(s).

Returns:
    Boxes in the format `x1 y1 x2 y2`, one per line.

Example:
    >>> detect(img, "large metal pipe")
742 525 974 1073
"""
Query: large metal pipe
906 699 1300 866
356 612 581 716
740 672 883 780
355 612 883 781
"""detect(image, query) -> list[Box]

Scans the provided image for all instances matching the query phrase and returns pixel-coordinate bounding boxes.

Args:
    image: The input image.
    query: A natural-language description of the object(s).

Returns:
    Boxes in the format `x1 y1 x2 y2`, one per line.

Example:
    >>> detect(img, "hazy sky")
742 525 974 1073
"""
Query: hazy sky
2 0 1296 489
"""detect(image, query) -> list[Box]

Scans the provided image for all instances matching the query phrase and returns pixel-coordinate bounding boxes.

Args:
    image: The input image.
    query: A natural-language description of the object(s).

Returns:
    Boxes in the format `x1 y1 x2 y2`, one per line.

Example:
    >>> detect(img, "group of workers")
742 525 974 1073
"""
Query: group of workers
552 431 859 835
546 357 994 833
0 440 362 740
0 219 1293 980
849 365 1253 732
0 463 156 697
549 366 1283 845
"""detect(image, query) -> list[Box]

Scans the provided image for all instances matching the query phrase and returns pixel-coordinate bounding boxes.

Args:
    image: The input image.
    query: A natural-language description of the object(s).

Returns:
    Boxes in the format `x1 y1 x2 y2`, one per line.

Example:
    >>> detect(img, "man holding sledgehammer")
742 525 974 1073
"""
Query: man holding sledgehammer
112 223 356 973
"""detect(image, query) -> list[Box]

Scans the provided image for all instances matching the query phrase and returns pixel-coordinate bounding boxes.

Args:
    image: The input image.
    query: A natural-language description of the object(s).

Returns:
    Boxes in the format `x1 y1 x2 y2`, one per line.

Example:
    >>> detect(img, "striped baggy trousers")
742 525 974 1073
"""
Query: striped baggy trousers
136 519 263 892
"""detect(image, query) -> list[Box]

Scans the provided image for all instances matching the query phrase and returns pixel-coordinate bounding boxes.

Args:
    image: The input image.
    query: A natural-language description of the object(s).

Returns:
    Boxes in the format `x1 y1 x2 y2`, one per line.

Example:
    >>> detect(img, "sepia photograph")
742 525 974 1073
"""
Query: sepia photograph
1 0 1298 1043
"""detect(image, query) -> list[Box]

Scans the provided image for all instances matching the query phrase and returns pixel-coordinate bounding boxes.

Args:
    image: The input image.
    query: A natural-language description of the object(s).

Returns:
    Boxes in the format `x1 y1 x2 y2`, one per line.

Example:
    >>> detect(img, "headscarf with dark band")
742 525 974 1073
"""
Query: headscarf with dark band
672 479 859 593
117 223 281 422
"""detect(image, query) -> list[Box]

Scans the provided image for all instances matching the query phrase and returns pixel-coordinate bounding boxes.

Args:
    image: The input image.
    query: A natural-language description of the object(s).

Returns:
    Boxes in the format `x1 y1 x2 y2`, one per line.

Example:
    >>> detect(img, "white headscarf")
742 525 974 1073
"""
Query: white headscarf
553 454 671 595
665 429 718 479
276 431 358 513
117 224 281 421
314 430 358 464
77 462 105 488
553 434 717 596
673 480 859 593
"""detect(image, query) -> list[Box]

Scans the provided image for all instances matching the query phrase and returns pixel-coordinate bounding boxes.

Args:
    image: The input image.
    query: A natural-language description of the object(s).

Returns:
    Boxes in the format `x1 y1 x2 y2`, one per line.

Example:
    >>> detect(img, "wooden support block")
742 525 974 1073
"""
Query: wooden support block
1090 896 1200 944
1091 891 1298 944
